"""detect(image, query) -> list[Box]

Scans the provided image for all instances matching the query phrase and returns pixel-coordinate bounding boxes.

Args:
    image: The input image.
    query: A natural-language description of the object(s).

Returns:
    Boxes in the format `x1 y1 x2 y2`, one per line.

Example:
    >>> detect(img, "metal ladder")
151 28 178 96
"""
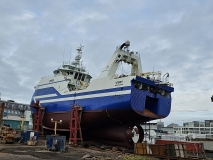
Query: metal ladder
0 102 5 134
31 100 45 136
69 104 83 145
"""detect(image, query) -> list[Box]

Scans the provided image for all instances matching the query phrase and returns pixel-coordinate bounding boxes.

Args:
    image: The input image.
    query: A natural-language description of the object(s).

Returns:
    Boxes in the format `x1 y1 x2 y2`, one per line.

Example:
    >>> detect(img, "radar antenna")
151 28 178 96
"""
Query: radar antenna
71 44 84 68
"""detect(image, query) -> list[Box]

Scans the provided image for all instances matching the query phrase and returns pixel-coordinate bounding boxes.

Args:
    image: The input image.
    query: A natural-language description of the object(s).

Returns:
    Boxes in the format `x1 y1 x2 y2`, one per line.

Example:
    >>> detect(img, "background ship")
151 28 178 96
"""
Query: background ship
31 40 174 146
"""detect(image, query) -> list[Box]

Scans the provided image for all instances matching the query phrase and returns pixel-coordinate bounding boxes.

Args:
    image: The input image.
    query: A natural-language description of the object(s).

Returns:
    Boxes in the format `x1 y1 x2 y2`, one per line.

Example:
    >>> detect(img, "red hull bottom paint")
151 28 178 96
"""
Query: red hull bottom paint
40 109 162 131
33 109 163 146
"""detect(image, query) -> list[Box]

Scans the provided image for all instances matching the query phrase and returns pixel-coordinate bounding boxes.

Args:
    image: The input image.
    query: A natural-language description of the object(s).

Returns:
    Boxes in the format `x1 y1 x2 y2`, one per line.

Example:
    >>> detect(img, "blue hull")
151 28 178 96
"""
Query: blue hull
31 76 174 130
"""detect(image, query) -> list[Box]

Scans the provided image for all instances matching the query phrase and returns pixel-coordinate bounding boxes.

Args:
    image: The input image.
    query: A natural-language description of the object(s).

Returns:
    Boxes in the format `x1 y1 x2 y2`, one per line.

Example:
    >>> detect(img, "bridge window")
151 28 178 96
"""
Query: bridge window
74 72 78 79
67 71 73 75
81 74 85 81
78 73 82 80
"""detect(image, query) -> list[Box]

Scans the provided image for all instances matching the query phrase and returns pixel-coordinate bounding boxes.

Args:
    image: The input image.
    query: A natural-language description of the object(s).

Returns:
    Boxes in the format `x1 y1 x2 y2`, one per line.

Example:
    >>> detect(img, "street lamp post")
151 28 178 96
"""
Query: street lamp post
20 115 25 130
51 118 62 135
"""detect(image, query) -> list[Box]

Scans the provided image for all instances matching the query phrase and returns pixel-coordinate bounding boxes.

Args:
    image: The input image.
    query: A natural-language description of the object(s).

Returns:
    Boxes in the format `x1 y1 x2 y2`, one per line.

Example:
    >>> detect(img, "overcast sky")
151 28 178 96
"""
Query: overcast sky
0 0 213 123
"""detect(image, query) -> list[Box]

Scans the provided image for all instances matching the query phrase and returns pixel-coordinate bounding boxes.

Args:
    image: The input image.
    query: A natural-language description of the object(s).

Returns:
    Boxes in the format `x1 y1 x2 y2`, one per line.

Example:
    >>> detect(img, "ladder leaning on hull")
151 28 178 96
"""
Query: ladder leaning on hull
69 104 83 145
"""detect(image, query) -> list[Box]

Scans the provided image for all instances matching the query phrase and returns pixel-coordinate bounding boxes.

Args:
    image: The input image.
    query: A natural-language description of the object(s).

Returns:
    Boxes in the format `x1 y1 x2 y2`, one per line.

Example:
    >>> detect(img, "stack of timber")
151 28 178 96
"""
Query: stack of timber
134 143 147 155
0 126 16 143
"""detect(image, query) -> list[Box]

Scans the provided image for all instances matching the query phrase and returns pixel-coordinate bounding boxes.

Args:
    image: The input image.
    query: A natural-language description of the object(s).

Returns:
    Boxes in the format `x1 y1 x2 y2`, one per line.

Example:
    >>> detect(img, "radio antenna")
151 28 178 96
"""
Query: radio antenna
63 42 66 65
69 48 72 65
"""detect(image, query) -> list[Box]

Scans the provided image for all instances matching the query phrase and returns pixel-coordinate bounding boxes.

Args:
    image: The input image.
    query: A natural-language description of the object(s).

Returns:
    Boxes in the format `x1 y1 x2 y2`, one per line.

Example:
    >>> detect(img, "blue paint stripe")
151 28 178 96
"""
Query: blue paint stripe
31 94 131 113
34 86 132 101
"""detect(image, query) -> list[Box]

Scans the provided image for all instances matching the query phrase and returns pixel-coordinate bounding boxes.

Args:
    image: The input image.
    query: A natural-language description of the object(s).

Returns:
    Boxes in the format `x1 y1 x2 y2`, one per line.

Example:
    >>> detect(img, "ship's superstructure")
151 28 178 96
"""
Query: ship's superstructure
31 40 174 146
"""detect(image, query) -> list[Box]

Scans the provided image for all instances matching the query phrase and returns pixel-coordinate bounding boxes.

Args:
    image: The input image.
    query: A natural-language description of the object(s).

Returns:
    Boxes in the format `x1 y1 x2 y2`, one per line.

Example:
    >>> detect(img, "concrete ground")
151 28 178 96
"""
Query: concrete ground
0 140 212 160
0 140 127 160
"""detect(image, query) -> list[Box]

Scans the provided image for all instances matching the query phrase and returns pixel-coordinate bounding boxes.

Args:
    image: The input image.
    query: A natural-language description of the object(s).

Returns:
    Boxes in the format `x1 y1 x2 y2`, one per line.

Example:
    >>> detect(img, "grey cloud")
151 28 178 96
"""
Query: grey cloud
0 0 212 114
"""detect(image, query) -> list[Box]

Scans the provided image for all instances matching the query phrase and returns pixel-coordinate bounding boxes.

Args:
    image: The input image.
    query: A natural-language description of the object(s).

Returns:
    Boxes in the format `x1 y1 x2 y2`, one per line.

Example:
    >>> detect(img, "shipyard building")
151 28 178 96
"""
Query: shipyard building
0 100 32 130
173 120 213 139
143 120 213 139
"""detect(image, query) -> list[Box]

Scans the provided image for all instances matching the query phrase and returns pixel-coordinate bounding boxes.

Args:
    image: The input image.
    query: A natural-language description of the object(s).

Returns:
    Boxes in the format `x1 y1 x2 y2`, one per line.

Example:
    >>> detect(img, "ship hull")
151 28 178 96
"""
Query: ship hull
31 41 174 146
31 76 173 132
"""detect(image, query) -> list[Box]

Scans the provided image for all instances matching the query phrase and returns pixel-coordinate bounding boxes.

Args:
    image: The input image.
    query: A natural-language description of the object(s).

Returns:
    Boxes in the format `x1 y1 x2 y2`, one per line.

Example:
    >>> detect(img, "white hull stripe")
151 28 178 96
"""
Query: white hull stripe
39 90 131 103
33 93 57 103
34 94 57 99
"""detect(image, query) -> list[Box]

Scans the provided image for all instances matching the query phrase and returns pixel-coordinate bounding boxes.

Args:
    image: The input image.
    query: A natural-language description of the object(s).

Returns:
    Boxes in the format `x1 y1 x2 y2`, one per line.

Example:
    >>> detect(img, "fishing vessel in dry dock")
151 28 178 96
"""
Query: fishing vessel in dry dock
31 40 174 146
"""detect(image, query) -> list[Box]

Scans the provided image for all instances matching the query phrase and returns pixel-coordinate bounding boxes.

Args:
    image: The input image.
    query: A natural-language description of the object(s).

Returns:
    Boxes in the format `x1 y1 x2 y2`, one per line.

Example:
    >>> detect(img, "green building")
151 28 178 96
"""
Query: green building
2 116 29 130
0 100 32 130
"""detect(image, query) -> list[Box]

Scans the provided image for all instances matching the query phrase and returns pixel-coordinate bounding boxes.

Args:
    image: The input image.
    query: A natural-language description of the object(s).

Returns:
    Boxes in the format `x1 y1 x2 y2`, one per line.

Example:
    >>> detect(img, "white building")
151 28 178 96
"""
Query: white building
141 121 175 135
173 120 213 139
141 120 213 140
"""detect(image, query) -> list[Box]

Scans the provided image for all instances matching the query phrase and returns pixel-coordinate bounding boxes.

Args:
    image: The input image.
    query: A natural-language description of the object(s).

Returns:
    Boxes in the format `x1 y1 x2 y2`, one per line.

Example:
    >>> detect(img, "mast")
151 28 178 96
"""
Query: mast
71 45 83 71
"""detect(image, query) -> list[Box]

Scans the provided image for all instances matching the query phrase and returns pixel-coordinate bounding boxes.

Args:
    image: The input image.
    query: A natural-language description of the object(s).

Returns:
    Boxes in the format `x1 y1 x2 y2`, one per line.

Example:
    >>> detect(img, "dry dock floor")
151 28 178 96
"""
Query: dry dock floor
1 140 213 160
0 140 135 160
